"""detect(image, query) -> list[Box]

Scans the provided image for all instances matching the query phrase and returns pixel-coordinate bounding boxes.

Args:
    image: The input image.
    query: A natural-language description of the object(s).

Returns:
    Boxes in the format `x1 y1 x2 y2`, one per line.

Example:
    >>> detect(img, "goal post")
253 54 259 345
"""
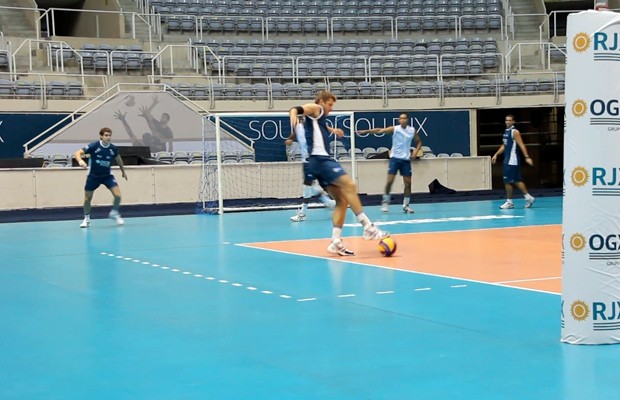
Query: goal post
198 110 356 214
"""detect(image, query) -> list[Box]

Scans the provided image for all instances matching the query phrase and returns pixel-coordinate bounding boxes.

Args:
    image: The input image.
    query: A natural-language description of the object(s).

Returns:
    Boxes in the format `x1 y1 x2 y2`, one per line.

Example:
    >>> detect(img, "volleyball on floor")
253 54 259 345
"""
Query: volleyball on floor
378 237 397 257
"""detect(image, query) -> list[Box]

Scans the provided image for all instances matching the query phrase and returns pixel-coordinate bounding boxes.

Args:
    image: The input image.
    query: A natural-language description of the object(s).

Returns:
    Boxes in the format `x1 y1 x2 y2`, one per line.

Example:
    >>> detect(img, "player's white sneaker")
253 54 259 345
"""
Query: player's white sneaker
525 196 536 208
499 201 515 209
363 224 390 240
327 240 355 256
381 201 389 213
403 206 415 214
109 210 125 225
290 211 307 222
80 217 90 228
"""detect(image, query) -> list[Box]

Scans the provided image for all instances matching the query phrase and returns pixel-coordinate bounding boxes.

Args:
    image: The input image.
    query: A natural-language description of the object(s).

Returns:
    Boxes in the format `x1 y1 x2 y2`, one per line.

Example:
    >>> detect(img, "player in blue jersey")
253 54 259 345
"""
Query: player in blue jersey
491 114 535 209
285 116 336 222
289 90 389 256
74 127 128 228
356 113 423 214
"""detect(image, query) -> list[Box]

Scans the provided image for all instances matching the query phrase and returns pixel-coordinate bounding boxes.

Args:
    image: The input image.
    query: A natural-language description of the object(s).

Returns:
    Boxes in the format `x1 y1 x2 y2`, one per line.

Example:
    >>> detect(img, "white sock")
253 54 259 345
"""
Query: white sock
301 203 308 213
382 194 390 204
356 212 371 228
524 193 533 200
403 197 410 207
332 226 342 241
84 214 90 220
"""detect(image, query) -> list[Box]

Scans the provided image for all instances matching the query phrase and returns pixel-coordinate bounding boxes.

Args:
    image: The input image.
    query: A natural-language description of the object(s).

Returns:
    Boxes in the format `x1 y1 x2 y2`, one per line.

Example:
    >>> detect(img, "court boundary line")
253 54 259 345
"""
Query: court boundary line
235 243 561 296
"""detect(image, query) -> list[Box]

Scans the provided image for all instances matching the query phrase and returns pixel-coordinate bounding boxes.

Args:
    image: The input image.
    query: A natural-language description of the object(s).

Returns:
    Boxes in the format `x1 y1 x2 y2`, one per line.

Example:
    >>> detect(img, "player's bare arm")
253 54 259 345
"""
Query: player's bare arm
356 126 395 135
74 149 88 168
115 155 128 180
513 130 534 166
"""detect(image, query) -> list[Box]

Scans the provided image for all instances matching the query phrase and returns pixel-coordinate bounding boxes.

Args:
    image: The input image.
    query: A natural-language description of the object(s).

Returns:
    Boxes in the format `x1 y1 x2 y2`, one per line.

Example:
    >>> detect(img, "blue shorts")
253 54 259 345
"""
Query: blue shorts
503 164 522 183
85 175 118 191
388 158 412 177
308 156 347 188
302 162 315 185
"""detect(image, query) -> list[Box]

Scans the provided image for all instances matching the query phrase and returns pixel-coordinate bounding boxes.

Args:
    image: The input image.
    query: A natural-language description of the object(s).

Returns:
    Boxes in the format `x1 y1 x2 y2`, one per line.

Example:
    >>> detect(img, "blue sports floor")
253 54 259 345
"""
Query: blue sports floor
1 196 618 399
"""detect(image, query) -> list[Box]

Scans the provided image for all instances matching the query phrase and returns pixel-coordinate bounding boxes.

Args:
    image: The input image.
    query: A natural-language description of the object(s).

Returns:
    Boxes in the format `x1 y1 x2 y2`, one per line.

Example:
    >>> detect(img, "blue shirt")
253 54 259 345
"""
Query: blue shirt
502 126 520 166
82 141 119 177
304 107 331 157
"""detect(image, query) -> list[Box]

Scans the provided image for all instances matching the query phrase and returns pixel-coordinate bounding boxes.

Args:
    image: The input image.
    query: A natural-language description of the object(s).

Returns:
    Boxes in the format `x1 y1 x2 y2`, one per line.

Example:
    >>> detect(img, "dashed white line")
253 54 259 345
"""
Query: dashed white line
101 253 472 303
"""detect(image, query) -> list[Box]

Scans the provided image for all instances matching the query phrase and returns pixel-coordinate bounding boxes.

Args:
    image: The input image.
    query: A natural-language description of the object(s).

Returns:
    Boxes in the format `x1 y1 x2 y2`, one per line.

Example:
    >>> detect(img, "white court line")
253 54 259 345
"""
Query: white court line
343 214 523 228
338 294 356 298
297 298 317 302
237 222 563 297
376 291 394 295
414 288 432 292
496 276 561 284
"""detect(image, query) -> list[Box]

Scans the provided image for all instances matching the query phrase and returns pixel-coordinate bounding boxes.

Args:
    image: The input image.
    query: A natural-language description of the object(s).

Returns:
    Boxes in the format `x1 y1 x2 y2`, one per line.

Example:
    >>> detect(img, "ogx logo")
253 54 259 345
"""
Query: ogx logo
571 98 620 126
568 232 620 260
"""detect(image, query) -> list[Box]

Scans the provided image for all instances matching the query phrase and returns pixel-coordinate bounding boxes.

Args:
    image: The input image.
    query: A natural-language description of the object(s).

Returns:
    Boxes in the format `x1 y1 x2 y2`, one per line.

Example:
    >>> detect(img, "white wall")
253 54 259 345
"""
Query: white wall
0 157 491 210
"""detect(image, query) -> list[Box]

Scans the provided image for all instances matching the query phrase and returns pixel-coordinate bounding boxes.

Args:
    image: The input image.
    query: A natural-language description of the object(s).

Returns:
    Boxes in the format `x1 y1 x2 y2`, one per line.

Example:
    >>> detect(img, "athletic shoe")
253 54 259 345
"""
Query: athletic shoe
499 201 515 209
525 196 536 208
290 211 307 222
80 218 90 228
363 224 390 240
109 210 125 225
403 206 415 214
381 201 389 213
327 240 355 256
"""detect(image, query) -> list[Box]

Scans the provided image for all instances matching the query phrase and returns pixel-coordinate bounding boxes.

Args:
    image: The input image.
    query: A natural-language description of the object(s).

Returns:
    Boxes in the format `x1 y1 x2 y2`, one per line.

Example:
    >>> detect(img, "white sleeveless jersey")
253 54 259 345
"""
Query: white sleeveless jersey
390 125 416 160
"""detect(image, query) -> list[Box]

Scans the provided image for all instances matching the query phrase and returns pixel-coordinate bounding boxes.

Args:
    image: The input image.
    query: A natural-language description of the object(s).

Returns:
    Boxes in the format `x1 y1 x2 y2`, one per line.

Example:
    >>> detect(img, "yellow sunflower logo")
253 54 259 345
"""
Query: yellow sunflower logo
571 166 589 187
570 300 590 321
572 99 588 117
569 233 587 251
573 32 591 53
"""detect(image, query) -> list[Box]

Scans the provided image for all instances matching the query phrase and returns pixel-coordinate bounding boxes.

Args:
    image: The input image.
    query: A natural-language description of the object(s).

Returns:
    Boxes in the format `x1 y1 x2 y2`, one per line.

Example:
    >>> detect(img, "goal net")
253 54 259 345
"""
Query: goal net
199 111 356 214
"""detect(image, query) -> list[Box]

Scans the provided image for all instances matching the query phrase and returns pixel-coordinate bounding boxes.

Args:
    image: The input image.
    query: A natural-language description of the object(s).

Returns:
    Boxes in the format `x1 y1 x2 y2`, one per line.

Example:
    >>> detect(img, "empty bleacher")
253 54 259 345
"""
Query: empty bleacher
0 0 567 107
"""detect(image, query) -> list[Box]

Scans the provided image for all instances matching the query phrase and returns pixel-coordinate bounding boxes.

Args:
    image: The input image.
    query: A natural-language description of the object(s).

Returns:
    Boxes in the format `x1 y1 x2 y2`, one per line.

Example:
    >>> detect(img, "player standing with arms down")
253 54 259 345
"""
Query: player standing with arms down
290 91 389 256
491 114 535 209
356 112 422 214
74 127 128 228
